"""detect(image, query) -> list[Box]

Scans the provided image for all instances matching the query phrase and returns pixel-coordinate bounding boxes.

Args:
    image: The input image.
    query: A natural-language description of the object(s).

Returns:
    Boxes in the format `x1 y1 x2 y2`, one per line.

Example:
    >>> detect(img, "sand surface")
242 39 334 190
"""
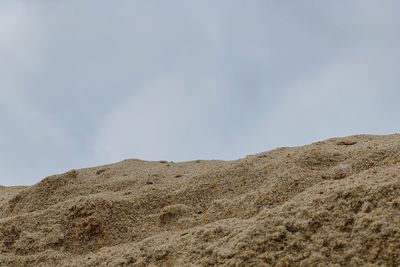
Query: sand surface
0 134 399 266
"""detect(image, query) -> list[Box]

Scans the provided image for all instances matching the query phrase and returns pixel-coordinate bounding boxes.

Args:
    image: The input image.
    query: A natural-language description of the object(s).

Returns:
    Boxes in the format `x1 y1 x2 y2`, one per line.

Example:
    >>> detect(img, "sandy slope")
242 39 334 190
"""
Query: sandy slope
0 187 26 209
0 134 399 266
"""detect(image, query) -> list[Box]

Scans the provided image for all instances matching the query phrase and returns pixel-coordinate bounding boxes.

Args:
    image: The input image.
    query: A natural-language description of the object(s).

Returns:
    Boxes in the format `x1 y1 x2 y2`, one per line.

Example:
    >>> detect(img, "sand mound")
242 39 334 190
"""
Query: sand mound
1 135 399 266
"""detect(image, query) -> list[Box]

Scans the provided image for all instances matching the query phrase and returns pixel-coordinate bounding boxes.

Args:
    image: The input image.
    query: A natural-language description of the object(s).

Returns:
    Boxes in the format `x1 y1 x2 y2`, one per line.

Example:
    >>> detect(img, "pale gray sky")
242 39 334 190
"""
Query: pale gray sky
1 1 400 185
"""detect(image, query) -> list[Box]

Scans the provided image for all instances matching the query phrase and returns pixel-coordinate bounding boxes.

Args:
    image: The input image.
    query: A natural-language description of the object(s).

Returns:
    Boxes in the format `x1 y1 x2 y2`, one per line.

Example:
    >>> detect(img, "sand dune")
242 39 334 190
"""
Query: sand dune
1 134 399 266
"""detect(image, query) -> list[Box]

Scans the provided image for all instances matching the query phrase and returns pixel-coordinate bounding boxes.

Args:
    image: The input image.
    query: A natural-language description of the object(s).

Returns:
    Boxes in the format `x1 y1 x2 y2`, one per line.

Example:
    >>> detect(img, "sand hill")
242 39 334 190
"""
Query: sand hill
0 135 399 266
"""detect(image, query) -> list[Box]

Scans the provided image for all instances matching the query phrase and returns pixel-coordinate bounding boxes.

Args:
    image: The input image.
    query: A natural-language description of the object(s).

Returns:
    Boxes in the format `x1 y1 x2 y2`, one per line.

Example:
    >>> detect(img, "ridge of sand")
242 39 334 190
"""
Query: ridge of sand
0 134 399 266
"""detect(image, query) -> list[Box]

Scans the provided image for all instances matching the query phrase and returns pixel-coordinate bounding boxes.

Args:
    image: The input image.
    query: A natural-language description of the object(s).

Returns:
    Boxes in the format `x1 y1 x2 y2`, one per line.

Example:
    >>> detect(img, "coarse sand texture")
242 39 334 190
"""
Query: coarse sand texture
0 134 399 266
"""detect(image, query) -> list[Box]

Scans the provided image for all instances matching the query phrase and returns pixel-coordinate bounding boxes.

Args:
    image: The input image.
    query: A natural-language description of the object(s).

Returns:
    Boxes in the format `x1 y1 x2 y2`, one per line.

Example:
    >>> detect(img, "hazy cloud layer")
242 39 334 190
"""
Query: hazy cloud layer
1 1 400 185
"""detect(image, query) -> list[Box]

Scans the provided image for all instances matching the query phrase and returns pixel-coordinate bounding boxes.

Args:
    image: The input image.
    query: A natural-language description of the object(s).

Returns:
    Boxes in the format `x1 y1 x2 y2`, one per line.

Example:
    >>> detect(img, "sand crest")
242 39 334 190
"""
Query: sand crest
1 134 399 266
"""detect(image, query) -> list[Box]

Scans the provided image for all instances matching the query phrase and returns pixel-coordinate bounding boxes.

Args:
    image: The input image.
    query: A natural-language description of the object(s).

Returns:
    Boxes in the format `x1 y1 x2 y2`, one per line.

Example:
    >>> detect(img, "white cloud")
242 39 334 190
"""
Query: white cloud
93 75 231 162
251 46 400 150
1 1 400 185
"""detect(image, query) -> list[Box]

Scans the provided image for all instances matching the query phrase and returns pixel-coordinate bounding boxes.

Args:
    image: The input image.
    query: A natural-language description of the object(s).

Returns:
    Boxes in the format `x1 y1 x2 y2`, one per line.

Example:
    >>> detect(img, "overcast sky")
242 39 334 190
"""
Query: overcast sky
1 1 400 186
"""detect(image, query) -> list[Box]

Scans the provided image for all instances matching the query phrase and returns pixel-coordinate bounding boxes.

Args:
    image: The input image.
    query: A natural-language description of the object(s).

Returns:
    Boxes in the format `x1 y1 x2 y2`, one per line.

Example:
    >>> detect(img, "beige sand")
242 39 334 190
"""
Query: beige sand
0 134 399 266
